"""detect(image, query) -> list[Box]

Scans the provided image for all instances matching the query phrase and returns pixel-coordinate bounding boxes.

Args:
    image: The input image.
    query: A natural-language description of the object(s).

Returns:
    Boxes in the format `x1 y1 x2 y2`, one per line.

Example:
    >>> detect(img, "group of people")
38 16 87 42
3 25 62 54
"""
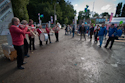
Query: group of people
9 17 60 69
70 23 123 49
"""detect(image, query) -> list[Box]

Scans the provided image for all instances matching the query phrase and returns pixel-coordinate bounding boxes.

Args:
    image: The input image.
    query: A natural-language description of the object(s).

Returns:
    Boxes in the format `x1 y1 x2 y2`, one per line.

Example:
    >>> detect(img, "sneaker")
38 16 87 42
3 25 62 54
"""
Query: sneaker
25 55 30 57
17 66 25 70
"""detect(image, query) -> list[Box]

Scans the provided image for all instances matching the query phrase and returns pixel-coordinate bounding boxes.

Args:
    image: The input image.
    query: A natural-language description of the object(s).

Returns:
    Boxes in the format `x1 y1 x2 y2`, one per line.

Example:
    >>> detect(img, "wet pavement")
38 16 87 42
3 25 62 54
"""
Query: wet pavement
0 29 125 83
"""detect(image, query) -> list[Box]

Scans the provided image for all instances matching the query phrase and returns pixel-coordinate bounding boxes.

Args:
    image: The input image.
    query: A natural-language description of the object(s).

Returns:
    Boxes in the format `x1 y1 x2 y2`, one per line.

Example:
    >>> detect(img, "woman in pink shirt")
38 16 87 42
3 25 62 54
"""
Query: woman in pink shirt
9 17 27 69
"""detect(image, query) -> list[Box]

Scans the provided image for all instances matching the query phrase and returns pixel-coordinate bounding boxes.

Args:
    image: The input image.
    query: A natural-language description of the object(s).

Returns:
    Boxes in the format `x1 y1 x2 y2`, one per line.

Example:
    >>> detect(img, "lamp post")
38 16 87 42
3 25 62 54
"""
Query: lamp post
54 2 59 26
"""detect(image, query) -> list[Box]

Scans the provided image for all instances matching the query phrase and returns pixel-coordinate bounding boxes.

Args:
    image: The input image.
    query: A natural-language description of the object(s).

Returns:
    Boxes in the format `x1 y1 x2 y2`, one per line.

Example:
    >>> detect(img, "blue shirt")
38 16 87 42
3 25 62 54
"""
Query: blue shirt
98 27 107 36
108 27 117 37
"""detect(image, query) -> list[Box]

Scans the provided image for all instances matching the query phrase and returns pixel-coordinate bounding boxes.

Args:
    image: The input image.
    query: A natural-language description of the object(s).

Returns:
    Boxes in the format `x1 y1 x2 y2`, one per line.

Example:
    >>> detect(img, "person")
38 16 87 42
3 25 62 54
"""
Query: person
69 25 72 35
46 23 52 44
65 25 68 35
20 20 30 57
98 24 107 47
72 24 75 38
28 19 36 51
114 26 122 39
90 24 94 41
94 25 100 43
79 23 86 40
9 17 28 69
37 25 45 46
104 24 117 49
53 23 60 42
87 24 90 37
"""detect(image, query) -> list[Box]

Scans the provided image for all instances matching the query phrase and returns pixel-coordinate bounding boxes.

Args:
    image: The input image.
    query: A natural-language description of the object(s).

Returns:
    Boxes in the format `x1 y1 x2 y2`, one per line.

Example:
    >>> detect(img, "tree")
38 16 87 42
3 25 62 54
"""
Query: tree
93 12 99 17
78 11 84 20
27 0 75 24
121 4 125 17
91 19 95 24
100 12 109 16
11 0 29 21
78 10 91 20
64 17 68 24
115 2 122 17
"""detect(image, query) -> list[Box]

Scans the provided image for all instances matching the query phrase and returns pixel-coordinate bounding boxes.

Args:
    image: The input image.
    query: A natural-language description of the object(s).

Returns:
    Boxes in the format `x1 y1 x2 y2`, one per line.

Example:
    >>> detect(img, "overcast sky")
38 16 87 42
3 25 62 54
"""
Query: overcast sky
65 0 125 16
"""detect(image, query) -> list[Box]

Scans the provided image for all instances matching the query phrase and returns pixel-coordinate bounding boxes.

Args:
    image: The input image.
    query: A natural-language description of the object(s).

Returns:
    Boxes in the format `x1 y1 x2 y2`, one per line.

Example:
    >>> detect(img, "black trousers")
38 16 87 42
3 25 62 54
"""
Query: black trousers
39 36 42 46
55 33 59 41
29 37 35 50
14 45 24 67
46 34 51 44
80 32 86 40
105 37 115 49
90 32 93 39
94 32 98 42
24 38 28 55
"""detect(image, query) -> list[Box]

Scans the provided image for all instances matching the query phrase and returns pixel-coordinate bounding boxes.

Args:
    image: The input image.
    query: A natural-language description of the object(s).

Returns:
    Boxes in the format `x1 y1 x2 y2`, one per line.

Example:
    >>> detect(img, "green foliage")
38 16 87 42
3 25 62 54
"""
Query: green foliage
115 2 122 17
91 19 95 24
93 12 99 17
78 9 90 20
121 4 125 17
11 0 29 21
27 0 75 24
64 17 68 24
100 12 109 16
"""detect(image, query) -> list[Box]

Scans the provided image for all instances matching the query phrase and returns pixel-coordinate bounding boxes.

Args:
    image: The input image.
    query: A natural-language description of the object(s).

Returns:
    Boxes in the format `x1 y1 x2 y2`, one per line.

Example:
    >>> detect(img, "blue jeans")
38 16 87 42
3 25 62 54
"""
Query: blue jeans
99 36 104 46
72 32 74 37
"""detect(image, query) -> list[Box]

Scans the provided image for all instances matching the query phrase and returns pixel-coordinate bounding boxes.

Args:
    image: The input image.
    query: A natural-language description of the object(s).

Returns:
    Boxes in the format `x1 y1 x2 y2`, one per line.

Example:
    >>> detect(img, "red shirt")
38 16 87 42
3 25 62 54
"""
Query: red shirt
9 25 27 46
19 25 30 39
46 27 50 34
53 26 60 33
28 24 35 37
37 28 44 35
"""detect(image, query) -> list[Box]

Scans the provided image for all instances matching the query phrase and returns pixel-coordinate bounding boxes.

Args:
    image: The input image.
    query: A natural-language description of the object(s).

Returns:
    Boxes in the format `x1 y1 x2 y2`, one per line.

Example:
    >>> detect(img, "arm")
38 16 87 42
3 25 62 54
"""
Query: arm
13 26 25 34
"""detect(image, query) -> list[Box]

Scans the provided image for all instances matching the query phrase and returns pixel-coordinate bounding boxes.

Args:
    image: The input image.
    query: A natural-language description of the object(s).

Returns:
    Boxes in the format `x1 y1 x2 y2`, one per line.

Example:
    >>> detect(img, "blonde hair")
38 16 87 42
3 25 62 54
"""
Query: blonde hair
8 17 19 28
21 20 28 24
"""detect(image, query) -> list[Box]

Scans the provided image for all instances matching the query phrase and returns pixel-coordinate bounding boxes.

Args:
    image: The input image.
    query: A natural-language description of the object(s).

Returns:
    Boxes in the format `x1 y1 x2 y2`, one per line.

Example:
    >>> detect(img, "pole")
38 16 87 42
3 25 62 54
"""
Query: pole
54 4 56 26
92 2 95 18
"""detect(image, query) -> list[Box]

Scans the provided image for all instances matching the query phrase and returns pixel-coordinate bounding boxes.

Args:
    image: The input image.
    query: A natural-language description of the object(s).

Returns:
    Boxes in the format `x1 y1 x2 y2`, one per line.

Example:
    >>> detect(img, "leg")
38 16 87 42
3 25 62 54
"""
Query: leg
48 34 51 43
109 37 115 49
55 33 57 42
105 37 111 48
84 33 86 40
29 37 31 50
24 39 29 55
39 36 42 46
72 32 74 37
57 33 59 41
99 36 104 47
32 38 35 50
14 45 24 68
80 32 82 40
90 32 92 41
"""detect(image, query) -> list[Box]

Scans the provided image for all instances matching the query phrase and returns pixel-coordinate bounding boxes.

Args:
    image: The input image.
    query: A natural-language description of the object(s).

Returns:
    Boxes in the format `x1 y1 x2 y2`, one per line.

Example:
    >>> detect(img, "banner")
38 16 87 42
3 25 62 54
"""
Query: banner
0 0 14 35
51 16 53 24
109 13 113 23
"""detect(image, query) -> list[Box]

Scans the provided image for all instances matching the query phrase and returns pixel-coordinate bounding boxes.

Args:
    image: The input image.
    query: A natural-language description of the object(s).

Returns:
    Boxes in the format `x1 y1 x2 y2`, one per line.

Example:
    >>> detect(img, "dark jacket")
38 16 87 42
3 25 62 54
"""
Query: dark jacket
79 26 86 33
90 27 94 33
108 27 117 37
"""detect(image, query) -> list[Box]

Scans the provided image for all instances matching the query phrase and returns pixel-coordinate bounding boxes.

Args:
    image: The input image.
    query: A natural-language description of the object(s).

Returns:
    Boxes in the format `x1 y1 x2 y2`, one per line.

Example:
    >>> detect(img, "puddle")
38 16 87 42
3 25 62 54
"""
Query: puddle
111 64 118 67
81 57 85 60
